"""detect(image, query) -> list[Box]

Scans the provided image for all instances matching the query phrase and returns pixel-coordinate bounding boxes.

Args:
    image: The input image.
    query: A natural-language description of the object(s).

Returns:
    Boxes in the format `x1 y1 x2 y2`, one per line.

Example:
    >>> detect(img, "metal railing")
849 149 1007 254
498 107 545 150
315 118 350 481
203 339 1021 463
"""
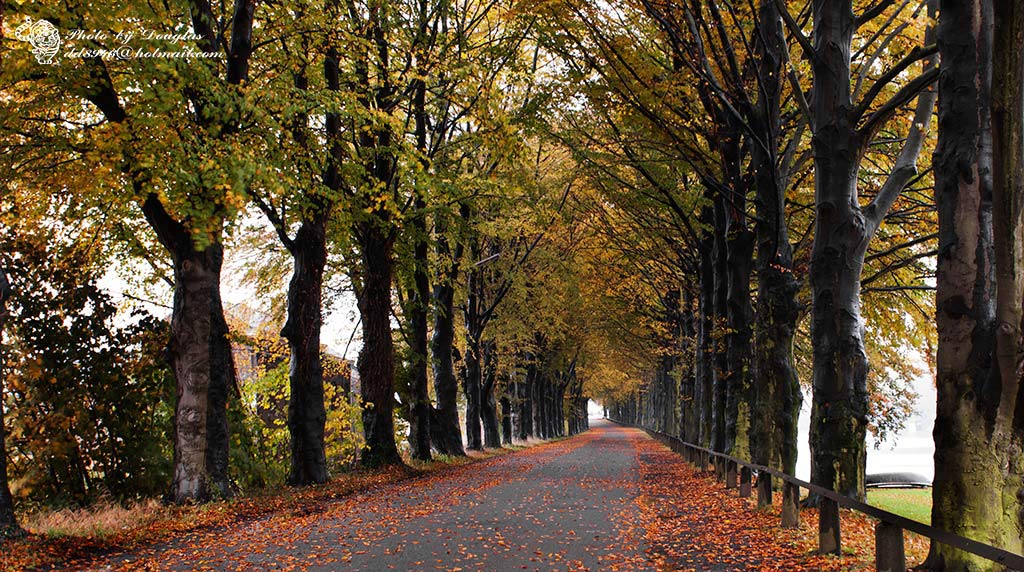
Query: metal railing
632 425 1024 572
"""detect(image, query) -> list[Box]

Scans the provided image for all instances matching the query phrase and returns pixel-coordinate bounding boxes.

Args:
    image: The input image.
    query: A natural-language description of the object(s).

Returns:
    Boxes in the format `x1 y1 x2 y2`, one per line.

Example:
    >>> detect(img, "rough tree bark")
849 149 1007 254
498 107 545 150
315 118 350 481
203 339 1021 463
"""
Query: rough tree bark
352 1 405 468
461 232 485 451
143 210 236 502
805 0 937 502
985 0 1024 554
710 191 729 456
429 212 466 456
407 193 433 461
405 143 432 456
534 367 548 439
680 292 699 443
807 3 870 502
696 206 716 448
725 185 755 460
406 1 433 462
136 194 237 502
516 351 536 440
500 393 513 444
358 221 402 467
260 38 349 487
480 342 501 448
461 335 483 450
748 0 802 516
926 0 1024 568
281 216 330 486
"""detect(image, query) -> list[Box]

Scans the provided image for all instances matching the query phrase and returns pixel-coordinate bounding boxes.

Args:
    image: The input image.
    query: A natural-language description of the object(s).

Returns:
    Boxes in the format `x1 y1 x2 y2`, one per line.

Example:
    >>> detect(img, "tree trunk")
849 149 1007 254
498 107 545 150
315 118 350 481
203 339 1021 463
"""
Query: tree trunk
408 38 433 462
408 194 432 461
696 218 715 448
725 206 755 459
558 389 565 436
807 2 870 502
711 191 730 455
927 1 1024 568
462 230 486 451
358 223 402 467
549 377 558 437
282 218 329 486
162 238 234 502
681 293 699 443
985 0 1024 553
553 377 564 437
429 227 465 456
536 366 544 437
206 275 234 498
480 342 501 448
805 0 937 504
500 394 513 444
0 265 19 533
141 191 236 504
462 336 483 451
750 0 802 505
537 371 549 439
74 0 252 503
517 353 535 440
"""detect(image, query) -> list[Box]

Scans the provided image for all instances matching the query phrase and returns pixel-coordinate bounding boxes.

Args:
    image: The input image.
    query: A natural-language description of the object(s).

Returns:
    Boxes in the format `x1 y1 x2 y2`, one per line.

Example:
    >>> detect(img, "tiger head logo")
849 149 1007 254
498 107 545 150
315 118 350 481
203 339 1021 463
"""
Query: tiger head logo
14 18 61 65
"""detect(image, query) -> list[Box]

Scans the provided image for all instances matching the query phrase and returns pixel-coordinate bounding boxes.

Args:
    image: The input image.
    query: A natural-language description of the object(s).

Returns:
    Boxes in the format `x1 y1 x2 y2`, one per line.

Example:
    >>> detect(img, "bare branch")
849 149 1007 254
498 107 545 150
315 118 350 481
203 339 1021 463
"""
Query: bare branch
858 65 938 149
857 1 899 26
853 43 937 123
774 0 814 58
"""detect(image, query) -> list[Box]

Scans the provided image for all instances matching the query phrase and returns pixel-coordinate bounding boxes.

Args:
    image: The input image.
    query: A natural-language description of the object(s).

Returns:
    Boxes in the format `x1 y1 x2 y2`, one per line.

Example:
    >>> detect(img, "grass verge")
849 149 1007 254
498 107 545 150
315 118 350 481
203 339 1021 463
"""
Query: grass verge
867 487 932 525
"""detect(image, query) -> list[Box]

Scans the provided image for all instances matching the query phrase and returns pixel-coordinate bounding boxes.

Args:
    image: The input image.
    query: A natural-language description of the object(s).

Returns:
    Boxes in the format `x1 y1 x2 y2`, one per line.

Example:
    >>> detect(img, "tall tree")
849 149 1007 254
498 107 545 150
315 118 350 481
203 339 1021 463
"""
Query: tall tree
928 0 1024 568
19 0 261 502
407 4 434 460
248 2 351 486
793 0 938 502
347 0 404 467
747 0 802 519
430 207 467 455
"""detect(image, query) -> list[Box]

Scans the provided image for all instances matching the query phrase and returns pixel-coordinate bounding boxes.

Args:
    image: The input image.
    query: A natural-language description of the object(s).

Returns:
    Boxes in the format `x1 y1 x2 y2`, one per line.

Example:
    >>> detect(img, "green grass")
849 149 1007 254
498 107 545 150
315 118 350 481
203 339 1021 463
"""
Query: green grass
867 488 932 525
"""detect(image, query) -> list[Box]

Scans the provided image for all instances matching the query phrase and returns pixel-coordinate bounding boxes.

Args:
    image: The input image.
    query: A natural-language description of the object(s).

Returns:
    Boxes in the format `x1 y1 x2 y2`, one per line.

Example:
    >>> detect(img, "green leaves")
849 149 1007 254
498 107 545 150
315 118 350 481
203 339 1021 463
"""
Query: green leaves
0 221 174 506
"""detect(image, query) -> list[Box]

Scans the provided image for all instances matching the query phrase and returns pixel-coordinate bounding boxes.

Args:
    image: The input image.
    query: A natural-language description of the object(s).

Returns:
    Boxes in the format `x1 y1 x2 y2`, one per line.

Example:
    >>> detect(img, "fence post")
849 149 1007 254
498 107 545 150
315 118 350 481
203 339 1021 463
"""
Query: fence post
781 481 800 529
726 460 738 489
757 472 772 507
819 497 841 555
739 466 752 498
875 521 905 572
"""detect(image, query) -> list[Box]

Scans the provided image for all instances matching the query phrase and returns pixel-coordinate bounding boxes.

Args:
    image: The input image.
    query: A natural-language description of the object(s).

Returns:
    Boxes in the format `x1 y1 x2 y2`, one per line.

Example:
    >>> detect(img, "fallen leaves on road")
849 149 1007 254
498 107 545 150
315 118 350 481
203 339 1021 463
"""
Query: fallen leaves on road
0 445 529 572
4 426 930 572
632 434 928 571
91 432 652 572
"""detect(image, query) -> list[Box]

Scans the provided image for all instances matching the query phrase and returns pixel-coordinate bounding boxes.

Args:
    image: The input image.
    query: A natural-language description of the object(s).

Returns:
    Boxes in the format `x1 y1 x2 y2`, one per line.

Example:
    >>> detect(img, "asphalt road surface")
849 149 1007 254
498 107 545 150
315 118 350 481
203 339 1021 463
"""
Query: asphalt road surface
92 420 656 572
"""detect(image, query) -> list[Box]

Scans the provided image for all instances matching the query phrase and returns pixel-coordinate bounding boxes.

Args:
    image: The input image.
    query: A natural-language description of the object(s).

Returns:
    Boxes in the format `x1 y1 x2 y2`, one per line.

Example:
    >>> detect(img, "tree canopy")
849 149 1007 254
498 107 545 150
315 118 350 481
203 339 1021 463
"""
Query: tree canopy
2 1 1022 570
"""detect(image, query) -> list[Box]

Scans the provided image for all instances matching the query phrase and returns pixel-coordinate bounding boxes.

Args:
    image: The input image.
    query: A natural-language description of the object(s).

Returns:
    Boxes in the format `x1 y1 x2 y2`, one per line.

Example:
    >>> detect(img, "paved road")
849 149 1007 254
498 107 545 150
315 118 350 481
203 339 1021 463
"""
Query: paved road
95 420 655 571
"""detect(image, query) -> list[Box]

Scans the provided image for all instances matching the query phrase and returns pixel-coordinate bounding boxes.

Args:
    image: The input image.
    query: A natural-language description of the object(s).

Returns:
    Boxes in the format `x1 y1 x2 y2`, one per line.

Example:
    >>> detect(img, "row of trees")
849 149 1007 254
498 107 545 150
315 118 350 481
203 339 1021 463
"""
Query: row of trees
583 1 1023 570
0 0 608 526
1 1 1023 570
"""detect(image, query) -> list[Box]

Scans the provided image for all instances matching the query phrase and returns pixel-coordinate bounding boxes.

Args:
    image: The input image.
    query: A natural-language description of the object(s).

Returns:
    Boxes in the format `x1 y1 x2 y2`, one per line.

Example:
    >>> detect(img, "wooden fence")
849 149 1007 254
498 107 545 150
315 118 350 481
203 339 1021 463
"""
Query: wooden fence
639 427 1024 572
